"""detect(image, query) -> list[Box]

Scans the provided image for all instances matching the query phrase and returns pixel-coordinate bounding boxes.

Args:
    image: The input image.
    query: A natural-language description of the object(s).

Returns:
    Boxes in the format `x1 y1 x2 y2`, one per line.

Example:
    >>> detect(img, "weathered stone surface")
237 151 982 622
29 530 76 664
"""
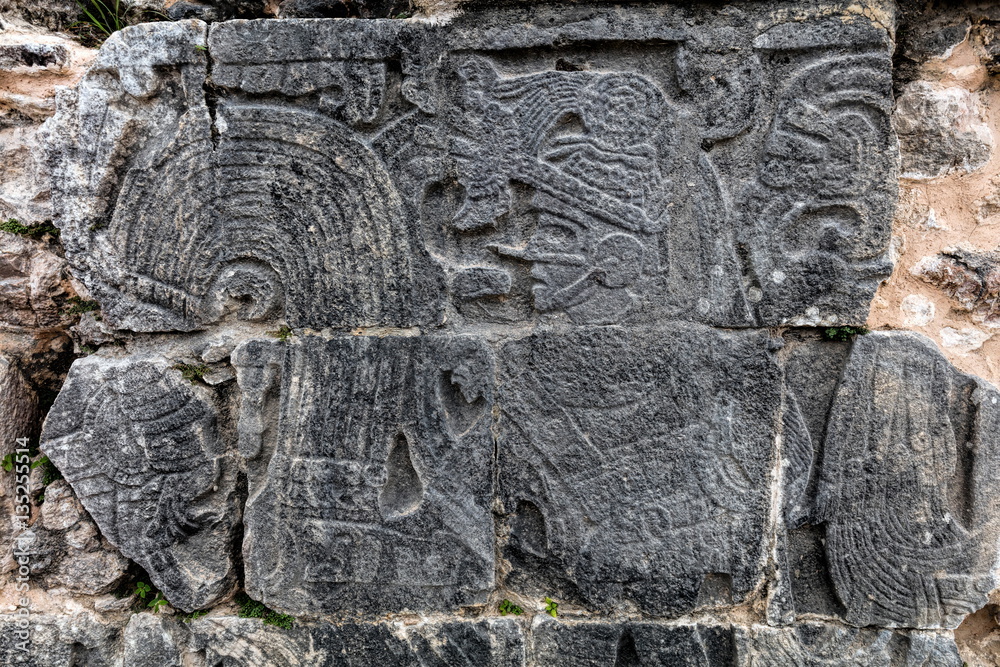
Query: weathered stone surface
122 613 185 667
912 249 1000 328
0 234 76 330
0 611 120 667
186 616 524 666
783 332 1000 629
498 324 780 615
530 619 735 666
39 354 239 611
894 82 993 180
737 624 963 666
233 334 494 615
17 479 131 595
528 619 963 666
42 3 896 331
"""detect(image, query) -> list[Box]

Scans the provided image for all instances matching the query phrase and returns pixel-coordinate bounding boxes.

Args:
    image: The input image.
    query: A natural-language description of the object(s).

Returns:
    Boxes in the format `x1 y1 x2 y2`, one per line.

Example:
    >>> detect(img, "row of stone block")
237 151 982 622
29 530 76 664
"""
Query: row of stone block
42 1 897 331
0 613 965 666
37 325 1000 630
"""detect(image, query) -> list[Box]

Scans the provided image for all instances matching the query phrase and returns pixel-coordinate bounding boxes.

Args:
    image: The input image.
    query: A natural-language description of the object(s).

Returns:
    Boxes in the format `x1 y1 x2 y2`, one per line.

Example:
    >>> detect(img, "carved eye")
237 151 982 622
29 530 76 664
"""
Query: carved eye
534 223 578 251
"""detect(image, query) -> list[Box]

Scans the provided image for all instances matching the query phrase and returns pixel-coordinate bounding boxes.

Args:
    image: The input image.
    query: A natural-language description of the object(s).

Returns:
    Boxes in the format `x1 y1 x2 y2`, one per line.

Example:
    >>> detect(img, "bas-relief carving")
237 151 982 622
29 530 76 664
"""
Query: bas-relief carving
38 1 998 644
781 333 1000 630
38 356 239 611
232 335 495 614
44 7 897 332
497 325 781 615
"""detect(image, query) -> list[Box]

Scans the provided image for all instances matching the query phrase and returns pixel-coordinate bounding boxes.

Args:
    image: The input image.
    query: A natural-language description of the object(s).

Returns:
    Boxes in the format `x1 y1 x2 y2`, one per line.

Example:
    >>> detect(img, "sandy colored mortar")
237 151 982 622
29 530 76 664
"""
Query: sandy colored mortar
869 37 1000 388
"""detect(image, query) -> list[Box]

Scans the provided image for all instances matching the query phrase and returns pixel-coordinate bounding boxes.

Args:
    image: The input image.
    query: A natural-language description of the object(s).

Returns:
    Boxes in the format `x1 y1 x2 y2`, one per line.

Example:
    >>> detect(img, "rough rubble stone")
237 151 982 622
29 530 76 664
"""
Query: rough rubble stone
41 4 896 331
38 354 240 611
498 324 780 615
0 611 120 667
911 249 1000 328
782 332 1000 629
233 334 495 615
893 82 993 180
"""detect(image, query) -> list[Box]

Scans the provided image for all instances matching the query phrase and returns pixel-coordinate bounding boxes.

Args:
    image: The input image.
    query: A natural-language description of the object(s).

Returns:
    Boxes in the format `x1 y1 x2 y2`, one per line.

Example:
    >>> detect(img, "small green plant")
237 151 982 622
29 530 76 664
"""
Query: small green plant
235 593 295 629
178 609 208 623
267 325 294 342
195 44 208 52
1 453 15 472
79 345 96 356
394 12 412 18
134 582 152 599
75 0 128 38
822 326 870 342
174 363 211 384
148 592 169 612
35 456 63 485
64 297 101 316
498 599 523 616
544 597 558 618
0 219 60 240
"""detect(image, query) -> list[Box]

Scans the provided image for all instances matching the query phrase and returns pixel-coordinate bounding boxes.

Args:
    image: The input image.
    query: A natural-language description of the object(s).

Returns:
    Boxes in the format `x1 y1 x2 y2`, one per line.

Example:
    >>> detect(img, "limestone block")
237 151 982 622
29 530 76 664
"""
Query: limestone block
41 3 896 331
233 334 495 615
782 333 1000 629
894 82 993 180
497 324 780 615
39 355 240 611
185 617 525 666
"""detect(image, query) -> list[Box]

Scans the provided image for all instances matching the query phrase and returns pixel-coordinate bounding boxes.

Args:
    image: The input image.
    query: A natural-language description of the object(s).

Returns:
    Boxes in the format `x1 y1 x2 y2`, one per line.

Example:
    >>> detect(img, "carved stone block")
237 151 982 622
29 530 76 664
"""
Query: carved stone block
39 355 239 611
781 333 1000 629
498 324 780 615
233 334 495 614
43 2 896 331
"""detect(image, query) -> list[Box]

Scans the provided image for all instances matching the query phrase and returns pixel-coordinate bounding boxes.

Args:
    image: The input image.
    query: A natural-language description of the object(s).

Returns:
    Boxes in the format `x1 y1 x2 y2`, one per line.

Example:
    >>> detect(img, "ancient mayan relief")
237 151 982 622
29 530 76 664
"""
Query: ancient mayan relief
232 334 495 614
38 355 239 611
21 0 1000 664
42 4 897 331
497 325 780 615
780 332 1000 630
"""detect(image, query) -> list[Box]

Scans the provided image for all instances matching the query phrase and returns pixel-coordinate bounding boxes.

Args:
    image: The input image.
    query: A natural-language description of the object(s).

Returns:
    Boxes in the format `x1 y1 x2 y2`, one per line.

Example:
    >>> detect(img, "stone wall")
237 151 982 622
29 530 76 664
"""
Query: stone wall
0 1 999 666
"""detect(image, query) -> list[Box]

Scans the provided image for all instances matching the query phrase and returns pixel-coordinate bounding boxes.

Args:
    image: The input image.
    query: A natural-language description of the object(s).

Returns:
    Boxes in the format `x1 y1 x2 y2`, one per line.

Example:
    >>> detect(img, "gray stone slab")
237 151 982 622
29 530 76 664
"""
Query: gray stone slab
232 334 495 615
530 619 735 666
185 617 524 667
42 1 896 331
39 355 240 611
736 623 963 667
814 332 1000 629
497 324 781 615
527 620 962 667
779 332 1000 629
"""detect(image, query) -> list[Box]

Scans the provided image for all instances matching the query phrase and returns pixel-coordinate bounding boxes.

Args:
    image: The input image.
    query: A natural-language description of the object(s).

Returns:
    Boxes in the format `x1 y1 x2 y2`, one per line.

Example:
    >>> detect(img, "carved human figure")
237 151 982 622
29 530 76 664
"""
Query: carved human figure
456 61 671 323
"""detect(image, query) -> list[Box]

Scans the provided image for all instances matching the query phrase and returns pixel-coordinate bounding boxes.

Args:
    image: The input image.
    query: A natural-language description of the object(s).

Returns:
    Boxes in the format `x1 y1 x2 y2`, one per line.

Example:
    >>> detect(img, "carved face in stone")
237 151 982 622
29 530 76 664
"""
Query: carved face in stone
501 214 647 324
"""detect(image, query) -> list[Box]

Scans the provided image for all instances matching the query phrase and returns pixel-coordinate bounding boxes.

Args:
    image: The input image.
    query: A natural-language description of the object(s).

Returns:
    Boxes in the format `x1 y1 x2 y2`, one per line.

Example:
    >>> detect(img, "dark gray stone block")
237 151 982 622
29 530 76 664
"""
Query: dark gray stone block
527 620 962 667
232 334 495 615
813 332 1000 629
42 2 896 331
39 355 240 611
737 623 963 666
497 324 780 615
186 617 524 666
530 619 735 666
778 332 1000 629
